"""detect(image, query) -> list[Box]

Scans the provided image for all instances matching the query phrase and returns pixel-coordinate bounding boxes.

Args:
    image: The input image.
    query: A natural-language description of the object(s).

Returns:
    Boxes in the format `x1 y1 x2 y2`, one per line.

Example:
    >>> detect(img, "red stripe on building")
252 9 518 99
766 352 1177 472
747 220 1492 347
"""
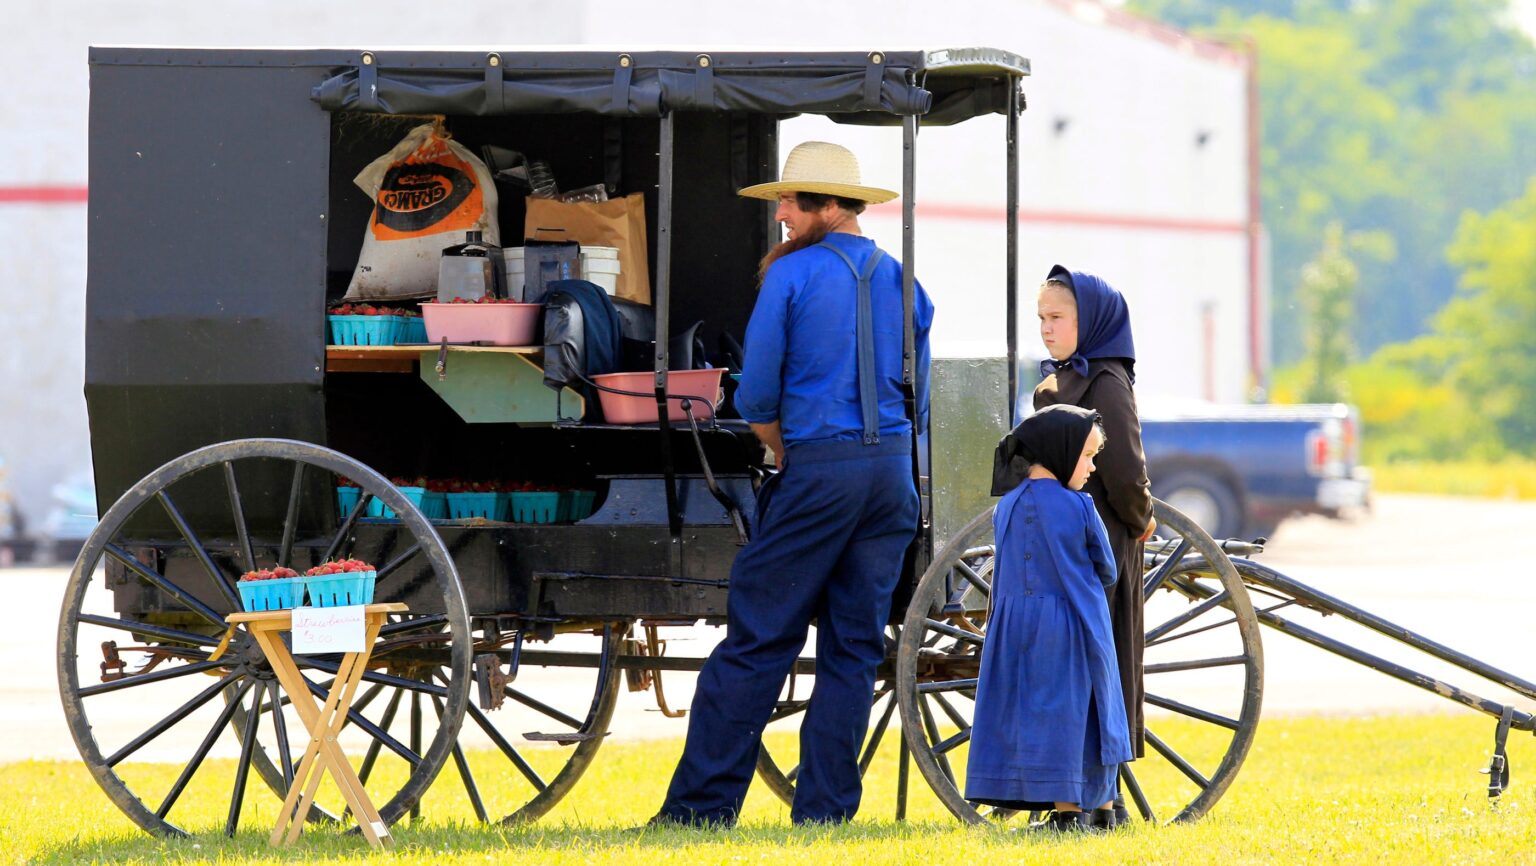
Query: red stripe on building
869 201 1246 235
0 186 88 204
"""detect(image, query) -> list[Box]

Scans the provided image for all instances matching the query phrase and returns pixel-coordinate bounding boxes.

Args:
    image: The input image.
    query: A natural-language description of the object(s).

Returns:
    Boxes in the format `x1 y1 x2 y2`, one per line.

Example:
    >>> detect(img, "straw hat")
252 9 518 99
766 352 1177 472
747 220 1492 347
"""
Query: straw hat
738 141 898 204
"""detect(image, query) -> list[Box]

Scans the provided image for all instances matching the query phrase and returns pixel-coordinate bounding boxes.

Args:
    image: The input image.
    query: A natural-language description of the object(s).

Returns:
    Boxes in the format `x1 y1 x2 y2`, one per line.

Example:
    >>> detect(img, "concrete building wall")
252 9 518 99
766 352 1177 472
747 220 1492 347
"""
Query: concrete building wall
587 0 1255 404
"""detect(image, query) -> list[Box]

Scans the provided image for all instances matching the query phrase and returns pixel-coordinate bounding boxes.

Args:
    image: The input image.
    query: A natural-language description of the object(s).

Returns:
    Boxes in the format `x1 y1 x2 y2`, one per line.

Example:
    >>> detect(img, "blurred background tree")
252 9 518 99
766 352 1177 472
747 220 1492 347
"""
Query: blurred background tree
1131 0 1536 464
1435 179 1536 452
1130 0 1536 363
1295 222 1379 404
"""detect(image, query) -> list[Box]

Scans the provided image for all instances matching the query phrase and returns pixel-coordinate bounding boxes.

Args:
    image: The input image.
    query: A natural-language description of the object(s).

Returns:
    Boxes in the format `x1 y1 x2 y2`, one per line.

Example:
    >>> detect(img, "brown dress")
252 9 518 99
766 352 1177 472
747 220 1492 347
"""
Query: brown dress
1034 358 1153 756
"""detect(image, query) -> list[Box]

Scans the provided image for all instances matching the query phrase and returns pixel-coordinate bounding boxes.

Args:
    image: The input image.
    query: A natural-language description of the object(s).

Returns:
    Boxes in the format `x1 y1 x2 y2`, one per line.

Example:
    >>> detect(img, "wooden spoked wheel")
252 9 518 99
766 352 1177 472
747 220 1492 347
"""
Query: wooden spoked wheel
752 625 904 810
57 439 471 836
381 625 623 825
894 500 1263 824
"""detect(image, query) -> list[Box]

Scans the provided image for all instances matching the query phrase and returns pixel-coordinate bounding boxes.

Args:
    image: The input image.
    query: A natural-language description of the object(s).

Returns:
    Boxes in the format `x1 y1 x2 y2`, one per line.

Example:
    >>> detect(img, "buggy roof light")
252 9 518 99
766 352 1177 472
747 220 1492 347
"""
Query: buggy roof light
923 48 1031 78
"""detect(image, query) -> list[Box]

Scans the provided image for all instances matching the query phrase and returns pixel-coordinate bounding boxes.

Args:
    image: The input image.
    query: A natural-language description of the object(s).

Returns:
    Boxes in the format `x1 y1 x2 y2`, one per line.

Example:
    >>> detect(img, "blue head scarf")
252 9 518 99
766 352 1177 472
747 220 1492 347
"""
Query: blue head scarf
1038 264 1137 383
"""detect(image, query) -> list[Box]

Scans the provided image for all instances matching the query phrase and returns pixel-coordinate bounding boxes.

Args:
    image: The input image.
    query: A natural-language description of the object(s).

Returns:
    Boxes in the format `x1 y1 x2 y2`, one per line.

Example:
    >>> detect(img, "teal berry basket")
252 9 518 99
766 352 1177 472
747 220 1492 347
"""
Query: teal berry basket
560 489 597 522
366 486 427 519
336 486 361 516
420 490 448 520
446 491 502 520
328 315 402 346
306 570 376 607
510 491 561 524
397 316 427 344
238 576 305 612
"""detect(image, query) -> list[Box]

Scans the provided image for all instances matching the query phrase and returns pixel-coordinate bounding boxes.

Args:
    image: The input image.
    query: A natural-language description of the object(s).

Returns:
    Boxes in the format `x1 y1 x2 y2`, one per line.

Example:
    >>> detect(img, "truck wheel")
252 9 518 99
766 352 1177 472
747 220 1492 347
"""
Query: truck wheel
1152 471 1243 541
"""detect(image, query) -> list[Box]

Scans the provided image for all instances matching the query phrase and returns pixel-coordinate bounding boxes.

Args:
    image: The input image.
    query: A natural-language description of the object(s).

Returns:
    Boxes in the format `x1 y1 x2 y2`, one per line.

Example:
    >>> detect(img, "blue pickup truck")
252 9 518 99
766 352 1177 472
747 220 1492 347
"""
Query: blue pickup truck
931 359 1372 546
1138 399 1372 541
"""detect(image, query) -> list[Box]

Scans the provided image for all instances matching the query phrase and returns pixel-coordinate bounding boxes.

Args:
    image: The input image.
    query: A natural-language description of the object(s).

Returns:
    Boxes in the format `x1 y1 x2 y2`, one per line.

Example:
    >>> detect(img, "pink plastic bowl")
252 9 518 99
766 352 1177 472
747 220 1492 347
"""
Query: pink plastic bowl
421 302 541 347
593 368 726 424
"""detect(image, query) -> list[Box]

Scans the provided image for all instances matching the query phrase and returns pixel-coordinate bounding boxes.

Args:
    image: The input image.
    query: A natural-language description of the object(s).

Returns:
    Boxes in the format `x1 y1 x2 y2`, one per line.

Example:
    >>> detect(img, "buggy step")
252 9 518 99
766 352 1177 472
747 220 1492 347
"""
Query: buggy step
523 730 606 745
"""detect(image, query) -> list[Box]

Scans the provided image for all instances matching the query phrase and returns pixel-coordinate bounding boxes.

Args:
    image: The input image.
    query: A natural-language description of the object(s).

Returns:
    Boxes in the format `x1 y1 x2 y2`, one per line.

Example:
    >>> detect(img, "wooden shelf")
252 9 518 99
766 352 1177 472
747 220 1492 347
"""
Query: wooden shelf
323 345 580 423
326 344 541 373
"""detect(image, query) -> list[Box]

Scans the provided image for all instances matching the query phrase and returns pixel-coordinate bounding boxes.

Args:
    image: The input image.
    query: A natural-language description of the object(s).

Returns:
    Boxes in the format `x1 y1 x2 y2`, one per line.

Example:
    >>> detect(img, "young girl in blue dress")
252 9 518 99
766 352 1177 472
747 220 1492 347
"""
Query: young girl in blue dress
965 404 1133 832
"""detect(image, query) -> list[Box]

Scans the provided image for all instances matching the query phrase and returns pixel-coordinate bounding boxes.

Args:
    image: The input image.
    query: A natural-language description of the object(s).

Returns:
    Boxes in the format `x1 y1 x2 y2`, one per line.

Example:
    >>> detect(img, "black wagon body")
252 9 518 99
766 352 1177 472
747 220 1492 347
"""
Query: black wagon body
84 47 1026 623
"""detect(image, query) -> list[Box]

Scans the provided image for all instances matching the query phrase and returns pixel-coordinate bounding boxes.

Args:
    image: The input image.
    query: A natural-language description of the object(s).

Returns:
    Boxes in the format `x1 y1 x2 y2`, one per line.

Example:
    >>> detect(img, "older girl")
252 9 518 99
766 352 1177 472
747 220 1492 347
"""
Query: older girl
1034 266 1155 824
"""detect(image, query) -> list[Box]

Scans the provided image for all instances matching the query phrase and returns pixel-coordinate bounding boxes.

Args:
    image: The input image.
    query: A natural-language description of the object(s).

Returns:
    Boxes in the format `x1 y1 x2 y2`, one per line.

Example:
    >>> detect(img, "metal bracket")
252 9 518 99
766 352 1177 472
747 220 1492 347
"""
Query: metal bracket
474 629 524 711
473 653 506 711
100 641 127 682
1480 704 1515 799
623 624 687 717
100 640 183 682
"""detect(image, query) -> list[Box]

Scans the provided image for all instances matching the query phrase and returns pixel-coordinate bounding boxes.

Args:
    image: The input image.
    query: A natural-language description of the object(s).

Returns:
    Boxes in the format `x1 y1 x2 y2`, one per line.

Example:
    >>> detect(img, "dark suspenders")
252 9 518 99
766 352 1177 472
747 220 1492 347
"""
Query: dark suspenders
816 242 886 445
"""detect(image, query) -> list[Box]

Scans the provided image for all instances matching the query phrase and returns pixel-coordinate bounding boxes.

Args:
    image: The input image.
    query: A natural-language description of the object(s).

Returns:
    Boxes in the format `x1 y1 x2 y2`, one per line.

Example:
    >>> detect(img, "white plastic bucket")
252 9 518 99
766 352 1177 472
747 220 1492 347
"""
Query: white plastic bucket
503 245 621 297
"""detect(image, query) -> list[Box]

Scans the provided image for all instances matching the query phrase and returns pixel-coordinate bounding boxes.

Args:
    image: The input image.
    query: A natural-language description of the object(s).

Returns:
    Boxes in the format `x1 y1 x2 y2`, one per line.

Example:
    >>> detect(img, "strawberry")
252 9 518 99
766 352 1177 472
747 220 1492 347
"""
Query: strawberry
445 296 522 305
305 559 374 577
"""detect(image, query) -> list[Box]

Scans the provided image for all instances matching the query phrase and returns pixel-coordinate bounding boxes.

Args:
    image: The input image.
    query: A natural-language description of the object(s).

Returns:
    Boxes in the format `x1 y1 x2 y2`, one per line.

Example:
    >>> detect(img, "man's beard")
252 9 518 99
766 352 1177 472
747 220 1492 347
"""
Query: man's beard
756 215 830 286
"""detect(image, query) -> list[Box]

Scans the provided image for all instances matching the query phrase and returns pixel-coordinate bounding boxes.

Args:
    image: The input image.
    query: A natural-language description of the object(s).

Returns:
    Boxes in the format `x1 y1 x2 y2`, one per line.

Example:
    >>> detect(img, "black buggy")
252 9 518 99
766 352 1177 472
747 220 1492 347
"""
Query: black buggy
61 45 1532 838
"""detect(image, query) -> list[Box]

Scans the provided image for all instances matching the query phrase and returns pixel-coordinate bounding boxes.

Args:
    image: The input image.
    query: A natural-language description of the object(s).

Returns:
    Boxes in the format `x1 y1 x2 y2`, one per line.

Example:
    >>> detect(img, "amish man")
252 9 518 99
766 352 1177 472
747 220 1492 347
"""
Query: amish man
650 141 933 827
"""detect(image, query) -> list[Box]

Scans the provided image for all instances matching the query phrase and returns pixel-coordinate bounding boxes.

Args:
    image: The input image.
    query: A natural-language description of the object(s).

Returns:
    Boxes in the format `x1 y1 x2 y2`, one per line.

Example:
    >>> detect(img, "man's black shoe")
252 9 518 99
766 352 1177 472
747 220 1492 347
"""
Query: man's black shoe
627 811 731 832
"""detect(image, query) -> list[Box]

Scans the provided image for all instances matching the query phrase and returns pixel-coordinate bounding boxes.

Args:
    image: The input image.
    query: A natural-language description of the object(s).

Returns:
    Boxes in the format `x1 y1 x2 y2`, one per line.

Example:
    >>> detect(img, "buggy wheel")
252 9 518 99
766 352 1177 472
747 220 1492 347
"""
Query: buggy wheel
752 626 904 810
57 438 471 837
361 624 622 825
895 500 1263 824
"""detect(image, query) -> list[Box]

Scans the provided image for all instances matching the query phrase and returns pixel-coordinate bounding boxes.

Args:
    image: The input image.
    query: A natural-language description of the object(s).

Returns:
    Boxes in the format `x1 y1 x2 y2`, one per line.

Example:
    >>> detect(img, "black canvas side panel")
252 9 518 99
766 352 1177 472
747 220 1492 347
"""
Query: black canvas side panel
83 384 328 536
87 63 329 514
668 112 778 353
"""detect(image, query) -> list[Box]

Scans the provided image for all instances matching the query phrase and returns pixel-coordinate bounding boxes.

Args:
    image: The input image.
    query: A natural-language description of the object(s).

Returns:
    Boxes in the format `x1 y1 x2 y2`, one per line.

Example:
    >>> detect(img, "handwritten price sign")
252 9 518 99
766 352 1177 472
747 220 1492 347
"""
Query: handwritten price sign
292 605 367 653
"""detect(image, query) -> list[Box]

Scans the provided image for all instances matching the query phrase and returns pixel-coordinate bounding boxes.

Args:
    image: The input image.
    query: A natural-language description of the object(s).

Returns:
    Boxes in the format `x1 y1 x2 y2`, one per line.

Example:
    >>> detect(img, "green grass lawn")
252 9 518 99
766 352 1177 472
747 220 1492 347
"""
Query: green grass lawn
2 714 1531 865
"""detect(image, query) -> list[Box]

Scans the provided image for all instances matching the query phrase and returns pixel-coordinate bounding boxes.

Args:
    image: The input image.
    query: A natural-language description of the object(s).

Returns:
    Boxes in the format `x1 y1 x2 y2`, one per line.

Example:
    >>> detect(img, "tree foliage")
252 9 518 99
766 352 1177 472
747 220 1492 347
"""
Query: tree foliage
1296 223 1358 403
1435 179 1536 450
1129 0 1536 363
1278 182 1536 458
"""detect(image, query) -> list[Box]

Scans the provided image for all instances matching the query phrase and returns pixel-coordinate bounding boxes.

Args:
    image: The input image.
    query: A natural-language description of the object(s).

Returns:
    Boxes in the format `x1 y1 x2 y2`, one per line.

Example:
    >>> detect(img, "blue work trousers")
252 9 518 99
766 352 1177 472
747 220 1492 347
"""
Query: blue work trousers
658 435 919 825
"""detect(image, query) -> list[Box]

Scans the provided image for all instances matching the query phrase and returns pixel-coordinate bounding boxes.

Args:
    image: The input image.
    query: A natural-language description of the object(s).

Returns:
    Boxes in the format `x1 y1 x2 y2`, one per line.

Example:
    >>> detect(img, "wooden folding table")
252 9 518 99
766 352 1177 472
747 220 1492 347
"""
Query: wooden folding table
226 602 407 849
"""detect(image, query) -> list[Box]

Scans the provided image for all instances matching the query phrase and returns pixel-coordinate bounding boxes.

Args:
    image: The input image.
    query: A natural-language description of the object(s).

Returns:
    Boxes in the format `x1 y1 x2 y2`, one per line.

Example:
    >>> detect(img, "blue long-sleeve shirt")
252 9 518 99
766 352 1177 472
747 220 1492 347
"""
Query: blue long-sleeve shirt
735 232 933 446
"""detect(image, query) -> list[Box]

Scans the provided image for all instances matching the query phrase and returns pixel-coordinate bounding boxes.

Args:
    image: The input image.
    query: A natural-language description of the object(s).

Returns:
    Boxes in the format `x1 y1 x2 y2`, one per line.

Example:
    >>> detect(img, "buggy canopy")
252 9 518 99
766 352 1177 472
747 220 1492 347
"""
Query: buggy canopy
91 46 1028 125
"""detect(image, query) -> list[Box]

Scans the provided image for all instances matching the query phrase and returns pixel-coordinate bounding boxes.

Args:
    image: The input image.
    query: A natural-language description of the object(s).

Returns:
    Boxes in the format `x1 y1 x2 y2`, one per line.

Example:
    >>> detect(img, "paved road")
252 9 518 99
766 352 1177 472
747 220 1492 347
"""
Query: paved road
7 493 1535 765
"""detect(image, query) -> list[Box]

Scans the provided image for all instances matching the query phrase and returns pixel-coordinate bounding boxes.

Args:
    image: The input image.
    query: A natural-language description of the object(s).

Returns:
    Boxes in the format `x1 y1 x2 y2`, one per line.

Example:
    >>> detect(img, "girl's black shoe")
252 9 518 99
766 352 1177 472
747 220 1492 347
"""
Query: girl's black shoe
1113 794 1130 826
1090 807 1121 830
1028 810 1093 833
